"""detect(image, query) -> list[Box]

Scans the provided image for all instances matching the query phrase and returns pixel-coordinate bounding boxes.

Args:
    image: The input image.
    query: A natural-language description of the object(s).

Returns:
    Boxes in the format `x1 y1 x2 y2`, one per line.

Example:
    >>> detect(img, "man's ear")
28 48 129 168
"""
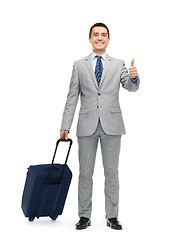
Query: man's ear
89 37 91 44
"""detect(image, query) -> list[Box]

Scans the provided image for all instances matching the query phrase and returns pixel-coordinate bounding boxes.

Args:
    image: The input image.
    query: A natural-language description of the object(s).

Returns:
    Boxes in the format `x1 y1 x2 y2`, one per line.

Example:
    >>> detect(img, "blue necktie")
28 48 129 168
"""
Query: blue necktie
95 56 103 86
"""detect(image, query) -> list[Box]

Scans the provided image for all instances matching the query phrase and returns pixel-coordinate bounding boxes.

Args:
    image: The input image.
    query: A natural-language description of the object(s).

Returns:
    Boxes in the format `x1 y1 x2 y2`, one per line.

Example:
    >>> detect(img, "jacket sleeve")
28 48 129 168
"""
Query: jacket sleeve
120 61 140 92
60 62 80 133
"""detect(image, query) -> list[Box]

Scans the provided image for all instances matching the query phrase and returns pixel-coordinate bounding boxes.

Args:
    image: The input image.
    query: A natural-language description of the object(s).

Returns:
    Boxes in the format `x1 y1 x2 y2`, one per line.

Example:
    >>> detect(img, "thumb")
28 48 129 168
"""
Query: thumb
131 59 135 66
65 131 68 140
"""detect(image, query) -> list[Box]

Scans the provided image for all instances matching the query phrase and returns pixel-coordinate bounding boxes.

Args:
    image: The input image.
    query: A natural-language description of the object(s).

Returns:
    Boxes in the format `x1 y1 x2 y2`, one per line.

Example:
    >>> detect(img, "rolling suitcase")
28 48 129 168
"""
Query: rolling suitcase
21 138 73 221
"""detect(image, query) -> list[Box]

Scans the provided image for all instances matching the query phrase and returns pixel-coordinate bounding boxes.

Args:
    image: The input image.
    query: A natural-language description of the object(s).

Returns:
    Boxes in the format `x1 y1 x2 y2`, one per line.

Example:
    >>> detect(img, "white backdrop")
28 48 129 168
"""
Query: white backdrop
1 0 179 239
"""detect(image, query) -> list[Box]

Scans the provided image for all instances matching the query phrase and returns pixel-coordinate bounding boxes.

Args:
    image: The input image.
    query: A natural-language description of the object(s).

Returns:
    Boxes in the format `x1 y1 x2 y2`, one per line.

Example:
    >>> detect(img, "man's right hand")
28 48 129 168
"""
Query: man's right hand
60 130 69 142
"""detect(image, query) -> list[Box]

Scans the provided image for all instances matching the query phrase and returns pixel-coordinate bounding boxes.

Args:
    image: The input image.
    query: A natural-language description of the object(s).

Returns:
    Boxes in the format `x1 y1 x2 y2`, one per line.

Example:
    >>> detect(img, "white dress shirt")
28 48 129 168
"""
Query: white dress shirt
91 52 106 72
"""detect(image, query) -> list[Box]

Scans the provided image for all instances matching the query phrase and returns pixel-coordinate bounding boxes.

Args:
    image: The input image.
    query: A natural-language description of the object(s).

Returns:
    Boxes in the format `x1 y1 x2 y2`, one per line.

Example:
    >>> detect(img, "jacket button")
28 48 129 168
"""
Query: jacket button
98 93 101 96
97 106 99 108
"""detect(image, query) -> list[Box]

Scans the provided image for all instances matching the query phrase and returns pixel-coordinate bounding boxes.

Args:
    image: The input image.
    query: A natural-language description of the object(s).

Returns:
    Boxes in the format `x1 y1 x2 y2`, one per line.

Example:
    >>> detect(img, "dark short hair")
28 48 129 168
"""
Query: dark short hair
89 23 110 38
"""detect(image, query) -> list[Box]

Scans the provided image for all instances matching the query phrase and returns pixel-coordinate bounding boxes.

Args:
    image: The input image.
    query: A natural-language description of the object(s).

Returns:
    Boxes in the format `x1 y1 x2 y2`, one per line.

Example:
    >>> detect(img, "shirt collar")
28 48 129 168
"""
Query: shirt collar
91 52 107 61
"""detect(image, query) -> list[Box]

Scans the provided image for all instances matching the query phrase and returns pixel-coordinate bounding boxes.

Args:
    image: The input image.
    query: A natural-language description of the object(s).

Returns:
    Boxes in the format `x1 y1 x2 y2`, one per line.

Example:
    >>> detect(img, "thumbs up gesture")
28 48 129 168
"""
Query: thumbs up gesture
129 59 138 79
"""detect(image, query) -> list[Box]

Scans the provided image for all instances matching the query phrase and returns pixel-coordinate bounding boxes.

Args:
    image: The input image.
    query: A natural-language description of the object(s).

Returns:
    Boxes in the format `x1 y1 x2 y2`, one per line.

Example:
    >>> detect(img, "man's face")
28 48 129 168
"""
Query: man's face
89 26 110 53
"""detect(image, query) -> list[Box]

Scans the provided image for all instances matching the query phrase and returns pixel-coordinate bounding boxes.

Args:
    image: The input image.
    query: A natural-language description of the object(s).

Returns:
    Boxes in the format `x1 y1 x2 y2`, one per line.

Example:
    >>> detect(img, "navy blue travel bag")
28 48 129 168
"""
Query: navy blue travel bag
21 138 73 221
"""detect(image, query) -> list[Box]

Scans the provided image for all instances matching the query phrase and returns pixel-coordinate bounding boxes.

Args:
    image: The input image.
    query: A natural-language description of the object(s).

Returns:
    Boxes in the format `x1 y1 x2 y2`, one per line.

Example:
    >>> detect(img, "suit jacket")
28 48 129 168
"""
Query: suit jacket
60 53 140 136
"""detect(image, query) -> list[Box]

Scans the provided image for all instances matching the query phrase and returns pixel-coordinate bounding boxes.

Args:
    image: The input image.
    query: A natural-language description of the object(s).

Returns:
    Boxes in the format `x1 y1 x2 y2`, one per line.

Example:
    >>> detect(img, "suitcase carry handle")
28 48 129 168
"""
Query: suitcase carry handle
46 138 73 184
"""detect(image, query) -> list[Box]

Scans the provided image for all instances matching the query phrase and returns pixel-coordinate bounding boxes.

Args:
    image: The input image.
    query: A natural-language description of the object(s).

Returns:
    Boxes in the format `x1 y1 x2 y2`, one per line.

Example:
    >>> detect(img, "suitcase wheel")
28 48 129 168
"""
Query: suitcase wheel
28 216 35 221
28 212 36 221
50 216 58 220
50 210 59 220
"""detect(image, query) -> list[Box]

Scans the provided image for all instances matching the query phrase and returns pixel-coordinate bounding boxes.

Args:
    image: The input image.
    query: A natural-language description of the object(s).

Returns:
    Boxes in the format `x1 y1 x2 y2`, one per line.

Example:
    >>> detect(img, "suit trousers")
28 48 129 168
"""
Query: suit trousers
77 120 121 219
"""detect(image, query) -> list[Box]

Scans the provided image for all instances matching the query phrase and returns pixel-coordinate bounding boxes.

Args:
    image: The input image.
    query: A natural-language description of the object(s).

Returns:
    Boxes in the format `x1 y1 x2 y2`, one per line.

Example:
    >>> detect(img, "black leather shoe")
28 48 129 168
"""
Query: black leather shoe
107 218 122 230
76 217 91 230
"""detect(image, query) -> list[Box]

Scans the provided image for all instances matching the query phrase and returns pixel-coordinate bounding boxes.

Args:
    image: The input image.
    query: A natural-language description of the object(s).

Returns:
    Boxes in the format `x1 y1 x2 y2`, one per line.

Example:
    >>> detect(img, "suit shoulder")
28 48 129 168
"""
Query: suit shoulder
73 56 88 70
110 56 124 63
109 56 125 68
74 56 87 65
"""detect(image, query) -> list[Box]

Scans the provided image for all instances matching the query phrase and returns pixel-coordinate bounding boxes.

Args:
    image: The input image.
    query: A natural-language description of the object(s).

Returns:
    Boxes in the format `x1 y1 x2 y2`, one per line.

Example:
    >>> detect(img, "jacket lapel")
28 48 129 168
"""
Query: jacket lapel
99 54 112 88
85 55 99 89
85 53 112 89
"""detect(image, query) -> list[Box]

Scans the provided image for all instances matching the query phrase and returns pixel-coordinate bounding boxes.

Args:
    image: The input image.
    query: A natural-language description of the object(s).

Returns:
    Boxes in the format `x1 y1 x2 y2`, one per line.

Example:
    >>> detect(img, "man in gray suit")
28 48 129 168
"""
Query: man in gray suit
60 23 140 230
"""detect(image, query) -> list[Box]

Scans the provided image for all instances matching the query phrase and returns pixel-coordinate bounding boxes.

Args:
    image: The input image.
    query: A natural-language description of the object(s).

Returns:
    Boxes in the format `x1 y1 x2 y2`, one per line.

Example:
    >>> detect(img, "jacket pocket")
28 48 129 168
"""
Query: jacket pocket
110 107 122 113
79 108 88 114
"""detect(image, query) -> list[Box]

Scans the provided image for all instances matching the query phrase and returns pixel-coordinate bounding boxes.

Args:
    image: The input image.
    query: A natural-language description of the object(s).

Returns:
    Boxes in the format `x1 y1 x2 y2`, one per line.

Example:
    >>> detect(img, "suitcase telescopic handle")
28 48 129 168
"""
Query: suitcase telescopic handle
46 138 73 184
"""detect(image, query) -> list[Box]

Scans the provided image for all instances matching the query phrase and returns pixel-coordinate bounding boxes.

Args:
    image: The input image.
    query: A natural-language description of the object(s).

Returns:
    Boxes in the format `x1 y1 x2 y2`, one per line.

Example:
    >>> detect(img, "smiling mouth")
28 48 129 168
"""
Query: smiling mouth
95 42 104 45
